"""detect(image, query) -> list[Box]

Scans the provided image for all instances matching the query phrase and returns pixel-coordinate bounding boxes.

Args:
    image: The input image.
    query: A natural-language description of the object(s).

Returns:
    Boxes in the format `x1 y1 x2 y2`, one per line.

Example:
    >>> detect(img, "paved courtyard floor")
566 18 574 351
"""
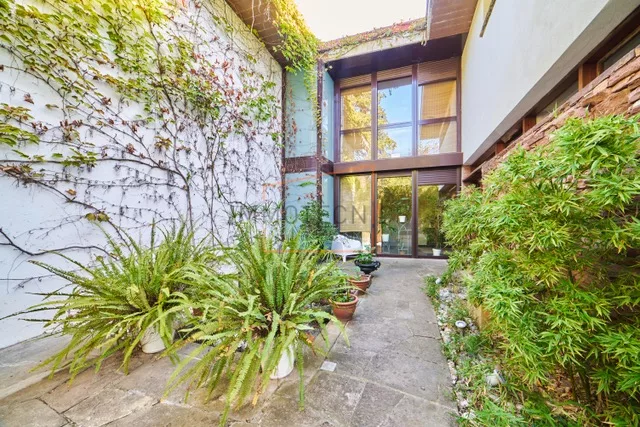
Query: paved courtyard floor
0 258 454 426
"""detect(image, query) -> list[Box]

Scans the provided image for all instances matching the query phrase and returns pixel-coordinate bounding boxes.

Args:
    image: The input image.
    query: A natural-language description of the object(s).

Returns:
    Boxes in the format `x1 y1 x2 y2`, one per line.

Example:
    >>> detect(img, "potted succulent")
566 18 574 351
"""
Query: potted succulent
330 289 358 322
354 249 380 275
348 268 370 295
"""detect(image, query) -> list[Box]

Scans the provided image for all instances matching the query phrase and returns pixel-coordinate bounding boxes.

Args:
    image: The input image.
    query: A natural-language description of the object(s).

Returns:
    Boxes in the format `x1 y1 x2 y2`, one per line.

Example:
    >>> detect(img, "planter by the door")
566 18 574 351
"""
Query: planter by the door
382 234 389 243
270 344 295 379
141 326 170 354
355 260 381 275
330 294 359 322
433 248 442 256
349 275 370 295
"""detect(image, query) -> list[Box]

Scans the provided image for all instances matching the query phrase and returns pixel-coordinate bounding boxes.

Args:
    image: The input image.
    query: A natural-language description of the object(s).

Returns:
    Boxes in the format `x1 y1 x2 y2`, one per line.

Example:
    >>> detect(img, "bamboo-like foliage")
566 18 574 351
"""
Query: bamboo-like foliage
443 115 640 424
4 223 215 379
166 229 348 426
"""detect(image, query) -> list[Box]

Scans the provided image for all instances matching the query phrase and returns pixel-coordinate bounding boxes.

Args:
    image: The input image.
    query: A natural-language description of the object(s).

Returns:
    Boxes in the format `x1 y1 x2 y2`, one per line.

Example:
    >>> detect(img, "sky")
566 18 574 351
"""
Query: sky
294 0 426 42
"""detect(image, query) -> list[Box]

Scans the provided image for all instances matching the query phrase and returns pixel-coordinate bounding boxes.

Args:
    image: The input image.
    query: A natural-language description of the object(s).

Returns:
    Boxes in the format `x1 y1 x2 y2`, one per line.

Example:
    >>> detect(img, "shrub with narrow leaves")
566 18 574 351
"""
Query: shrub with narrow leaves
443 115 640 424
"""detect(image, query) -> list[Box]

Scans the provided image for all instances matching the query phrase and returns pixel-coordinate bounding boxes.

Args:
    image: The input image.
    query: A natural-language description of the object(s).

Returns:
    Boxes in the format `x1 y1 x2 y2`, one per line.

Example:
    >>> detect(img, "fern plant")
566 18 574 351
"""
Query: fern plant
166 229 348 426
5 222 215 378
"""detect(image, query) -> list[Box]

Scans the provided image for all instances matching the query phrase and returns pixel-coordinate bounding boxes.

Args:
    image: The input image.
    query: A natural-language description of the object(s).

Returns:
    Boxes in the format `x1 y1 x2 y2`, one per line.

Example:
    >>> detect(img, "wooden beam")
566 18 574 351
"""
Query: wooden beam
522 115 536 134
332 152 463 175
494 141 506 156
578 62 599 90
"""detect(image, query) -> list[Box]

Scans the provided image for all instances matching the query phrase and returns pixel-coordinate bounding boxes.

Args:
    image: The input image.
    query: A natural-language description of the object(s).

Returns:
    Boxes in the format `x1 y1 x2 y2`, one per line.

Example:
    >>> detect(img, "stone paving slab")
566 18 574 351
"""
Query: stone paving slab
0 258 453 426
0 335 71 400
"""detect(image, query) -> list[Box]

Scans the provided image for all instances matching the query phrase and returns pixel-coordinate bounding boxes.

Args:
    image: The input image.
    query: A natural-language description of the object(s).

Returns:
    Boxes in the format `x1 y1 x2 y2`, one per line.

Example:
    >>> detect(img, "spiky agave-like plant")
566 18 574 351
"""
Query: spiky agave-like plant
166 229 349 426
4 222 216 378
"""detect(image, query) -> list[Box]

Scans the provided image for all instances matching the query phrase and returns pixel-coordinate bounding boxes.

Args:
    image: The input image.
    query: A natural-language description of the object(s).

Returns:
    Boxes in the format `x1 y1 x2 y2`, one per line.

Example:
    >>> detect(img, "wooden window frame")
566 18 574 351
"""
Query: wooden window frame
336 68 459 163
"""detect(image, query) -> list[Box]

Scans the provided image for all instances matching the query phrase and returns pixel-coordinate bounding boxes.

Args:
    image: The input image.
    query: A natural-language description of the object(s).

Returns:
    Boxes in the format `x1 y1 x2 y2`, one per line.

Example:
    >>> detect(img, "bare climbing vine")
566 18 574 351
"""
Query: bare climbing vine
0 0 302 289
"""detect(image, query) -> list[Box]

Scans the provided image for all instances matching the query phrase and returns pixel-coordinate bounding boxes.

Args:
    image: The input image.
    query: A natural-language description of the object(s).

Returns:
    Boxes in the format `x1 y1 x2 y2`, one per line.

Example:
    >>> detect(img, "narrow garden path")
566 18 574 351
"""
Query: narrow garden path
0 258 453 427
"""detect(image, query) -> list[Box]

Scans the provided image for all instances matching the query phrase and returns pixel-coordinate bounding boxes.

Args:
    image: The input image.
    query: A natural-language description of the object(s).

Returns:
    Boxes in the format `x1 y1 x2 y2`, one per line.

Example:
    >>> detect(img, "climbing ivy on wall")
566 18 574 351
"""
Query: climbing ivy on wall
0 0 287 266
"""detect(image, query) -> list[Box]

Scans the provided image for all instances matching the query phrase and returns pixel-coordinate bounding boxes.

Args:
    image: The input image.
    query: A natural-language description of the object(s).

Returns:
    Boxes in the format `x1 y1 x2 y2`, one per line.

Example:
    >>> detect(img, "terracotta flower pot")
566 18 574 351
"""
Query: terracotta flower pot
330 295 359 322
349 275 369 295
362 274 372 288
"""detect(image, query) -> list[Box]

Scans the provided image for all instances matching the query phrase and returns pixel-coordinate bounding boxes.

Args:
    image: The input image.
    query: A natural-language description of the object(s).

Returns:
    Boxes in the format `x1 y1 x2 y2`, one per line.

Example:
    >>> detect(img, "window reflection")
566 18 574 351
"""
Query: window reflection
339 175 371 247
341 86 371 130
417 184 456 256
340 130 372 162
419 81 456 120
378 126 412 158
418 122 457 155
378 77 412 125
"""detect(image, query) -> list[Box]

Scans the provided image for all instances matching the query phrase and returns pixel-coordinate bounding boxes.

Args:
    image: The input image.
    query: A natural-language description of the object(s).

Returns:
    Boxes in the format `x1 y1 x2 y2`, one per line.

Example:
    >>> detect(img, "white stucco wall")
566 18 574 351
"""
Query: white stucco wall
461 0 640 164
0 0 282 348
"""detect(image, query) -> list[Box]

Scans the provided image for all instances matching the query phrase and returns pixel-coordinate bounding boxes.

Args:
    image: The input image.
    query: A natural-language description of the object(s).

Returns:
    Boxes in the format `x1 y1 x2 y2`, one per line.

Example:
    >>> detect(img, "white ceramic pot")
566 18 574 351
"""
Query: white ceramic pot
141 326 167 354
270 344 295 379
382 234 389 243
398 215 406 223
433 248 442 256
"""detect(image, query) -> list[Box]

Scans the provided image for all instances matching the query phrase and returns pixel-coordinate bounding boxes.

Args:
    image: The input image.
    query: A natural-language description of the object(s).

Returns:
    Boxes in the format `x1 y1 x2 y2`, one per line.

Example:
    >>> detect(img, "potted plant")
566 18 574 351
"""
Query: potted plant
2 222 214 377
380 218 397 243
348 268 370 294
166 229 347 426
330 290 358 322
354 249 381 274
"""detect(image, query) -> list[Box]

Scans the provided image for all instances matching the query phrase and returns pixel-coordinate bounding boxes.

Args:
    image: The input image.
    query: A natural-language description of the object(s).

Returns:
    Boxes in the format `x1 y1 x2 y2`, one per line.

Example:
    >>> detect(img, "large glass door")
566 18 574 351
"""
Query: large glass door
376 175 412 255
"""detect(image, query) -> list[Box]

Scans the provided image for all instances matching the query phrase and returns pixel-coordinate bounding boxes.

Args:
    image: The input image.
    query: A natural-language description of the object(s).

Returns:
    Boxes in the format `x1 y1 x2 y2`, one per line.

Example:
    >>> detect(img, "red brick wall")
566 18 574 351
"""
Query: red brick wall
483 45 640 175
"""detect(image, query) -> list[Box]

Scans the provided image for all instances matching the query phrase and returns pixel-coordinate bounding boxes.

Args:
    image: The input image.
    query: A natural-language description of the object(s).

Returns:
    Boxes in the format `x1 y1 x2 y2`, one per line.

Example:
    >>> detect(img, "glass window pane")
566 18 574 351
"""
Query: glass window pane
418 122 457 155
419 81 456 120
376 176 412 255
417 184 456 256
341 86 371 130
378 77 412 125
377 125 412 159
339 175 371 248
340 130 372 162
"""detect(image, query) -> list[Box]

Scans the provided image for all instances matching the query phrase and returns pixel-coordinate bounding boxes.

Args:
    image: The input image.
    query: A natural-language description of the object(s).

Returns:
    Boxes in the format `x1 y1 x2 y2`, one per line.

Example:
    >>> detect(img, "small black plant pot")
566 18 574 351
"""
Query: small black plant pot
355 260 381 275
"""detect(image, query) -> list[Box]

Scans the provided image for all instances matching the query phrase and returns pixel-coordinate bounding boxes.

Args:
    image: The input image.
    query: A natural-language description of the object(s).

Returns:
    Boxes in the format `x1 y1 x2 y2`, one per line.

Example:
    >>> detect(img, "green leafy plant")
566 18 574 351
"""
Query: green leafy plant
166 229 348 426
298 200 337 249
3 222 215 378
355 249 374 264
331 288 356 304
443 115 640 424
348 267 365 280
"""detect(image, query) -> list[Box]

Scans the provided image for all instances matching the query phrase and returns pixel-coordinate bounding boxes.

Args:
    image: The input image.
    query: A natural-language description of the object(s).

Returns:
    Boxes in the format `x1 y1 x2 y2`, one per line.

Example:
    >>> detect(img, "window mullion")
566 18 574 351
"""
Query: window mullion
412 64 418 157
372 72 378 161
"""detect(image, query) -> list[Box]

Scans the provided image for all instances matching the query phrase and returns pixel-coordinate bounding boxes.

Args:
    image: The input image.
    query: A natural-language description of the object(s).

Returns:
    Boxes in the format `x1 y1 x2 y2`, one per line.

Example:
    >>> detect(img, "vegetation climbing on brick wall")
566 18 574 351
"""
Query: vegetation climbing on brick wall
442 115 640 425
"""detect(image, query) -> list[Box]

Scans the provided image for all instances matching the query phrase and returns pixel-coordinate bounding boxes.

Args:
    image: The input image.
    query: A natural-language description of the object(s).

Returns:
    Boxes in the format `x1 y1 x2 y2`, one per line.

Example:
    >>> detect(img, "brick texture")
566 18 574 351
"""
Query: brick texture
482 44 640 176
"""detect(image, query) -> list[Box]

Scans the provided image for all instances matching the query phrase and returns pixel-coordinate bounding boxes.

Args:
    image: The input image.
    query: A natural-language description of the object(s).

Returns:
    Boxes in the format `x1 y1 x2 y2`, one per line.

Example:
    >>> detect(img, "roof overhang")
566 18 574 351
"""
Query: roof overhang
225 0 478 70
424 0 478 42
325 34 464 80
319 0 476 79
225 0 287 65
